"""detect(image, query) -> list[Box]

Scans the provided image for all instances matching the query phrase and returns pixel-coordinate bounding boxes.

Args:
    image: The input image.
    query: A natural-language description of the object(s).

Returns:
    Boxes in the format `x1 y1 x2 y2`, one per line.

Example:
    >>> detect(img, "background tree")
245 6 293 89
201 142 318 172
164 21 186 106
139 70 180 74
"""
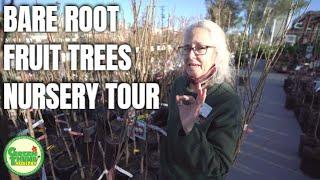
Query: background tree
205 0 242 30
241 0 309 41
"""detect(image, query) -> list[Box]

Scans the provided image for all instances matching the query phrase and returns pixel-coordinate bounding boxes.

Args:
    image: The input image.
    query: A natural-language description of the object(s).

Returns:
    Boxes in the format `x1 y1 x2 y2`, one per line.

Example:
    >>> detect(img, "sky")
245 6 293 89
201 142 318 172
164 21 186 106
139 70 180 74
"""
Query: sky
1 0 319 28
0 0 207 28
304 0 320 11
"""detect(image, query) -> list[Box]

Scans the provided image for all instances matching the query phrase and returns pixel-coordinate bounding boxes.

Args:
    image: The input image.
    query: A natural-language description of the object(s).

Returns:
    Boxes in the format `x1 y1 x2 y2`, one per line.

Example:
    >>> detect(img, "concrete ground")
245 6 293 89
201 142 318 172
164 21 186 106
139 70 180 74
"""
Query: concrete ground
227 71 311 180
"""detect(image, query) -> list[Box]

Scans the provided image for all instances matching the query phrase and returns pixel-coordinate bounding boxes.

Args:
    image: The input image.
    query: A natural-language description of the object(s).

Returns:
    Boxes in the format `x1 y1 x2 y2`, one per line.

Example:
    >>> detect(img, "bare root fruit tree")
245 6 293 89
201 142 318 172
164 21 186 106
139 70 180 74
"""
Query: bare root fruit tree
204 0 312 157
207 0 310 154
1 0 24 179
0 0 189 179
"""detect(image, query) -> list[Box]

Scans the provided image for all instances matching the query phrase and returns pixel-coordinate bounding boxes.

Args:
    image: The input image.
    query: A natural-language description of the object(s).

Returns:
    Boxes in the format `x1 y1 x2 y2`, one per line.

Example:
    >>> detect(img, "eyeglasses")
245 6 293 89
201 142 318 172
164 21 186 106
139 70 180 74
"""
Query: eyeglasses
178 45 215 55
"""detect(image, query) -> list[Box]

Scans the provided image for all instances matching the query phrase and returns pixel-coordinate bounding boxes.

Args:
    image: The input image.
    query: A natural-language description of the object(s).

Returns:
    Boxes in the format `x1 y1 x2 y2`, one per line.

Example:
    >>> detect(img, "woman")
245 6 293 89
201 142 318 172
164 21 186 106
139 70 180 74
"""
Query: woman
160 20 242 179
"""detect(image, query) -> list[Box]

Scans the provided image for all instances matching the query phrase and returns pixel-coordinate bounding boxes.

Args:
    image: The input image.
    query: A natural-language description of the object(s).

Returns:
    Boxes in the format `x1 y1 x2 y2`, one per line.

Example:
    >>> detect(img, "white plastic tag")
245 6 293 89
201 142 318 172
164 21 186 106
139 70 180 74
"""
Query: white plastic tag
199 103 212 118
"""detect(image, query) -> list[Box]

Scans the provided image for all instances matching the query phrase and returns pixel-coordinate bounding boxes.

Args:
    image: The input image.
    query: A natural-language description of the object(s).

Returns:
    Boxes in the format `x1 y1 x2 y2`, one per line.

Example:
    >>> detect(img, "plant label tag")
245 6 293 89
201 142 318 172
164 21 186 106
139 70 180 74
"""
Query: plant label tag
127 120 147 141
199 103 212 118
134 120 147 140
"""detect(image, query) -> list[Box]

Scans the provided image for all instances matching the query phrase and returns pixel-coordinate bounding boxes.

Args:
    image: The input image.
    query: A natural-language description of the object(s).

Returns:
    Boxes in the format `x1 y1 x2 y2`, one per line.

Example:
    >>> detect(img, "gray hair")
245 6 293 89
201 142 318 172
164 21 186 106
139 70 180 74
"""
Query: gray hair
183 20 234 85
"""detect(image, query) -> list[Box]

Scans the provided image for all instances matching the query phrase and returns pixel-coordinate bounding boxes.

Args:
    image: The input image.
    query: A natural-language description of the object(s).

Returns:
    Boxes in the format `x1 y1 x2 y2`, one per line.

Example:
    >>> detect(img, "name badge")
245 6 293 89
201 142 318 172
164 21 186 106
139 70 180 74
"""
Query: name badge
199 103 212 118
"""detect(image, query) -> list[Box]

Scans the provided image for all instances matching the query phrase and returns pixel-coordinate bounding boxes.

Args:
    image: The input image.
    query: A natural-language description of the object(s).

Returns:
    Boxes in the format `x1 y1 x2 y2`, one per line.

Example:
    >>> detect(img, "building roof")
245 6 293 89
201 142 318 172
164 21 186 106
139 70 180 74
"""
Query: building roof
292 11 320 28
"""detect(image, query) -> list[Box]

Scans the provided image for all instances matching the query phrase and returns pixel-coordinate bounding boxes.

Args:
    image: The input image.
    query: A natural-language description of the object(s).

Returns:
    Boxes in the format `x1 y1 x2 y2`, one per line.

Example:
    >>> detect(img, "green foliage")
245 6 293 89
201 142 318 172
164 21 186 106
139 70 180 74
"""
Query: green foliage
283 44 299 54
235 44 282 67
253 44 280 59
234 44 250 67
0 13 3 29
315 38 320 58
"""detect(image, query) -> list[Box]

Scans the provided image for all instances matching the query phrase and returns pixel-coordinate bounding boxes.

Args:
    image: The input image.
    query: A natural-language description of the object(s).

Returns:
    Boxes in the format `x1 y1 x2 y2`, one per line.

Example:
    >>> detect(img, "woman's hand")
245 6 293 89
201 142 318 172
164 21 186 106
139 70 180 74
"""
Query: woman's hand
176 84 207 134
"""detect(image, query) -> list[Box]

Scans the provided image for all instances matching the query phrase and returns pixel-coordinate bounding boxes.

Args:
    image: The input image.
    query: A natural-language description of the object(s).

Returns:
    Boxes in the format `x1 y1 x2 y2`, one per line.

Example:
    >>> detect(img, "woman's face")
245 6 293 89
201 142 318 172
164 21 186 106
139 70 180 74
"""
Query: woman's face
183 27 216 79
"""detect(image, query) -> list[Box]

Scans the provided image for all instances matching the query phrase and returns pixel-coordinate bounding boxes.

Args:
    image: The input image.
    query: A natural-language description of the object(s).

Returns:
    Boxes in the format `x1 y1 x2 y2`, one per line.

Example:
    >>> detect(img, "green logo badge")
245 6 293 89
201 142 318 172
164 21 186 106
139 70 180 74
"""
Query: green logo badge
3 136 44 176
